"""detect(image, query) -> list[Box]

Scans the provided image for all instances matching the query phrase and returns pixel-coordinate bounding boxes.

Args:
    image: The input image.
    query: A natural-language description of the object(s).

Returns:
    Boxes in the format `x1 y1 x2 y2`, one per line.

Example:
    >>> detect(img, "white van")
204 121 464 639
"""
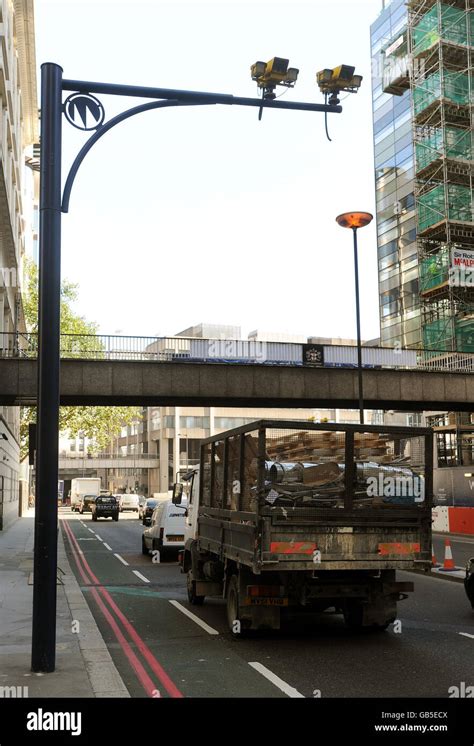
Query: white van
141 499 187 558
119 494 140 513
70 478 101 512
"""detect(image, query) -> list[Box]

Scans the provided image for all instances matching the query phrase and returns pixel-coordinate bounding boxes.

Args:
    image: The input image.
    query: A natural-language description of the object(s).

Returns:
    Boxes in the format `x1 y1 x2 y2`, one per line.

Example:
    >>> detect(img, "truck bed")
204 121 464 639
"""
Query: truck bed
197 420 432 574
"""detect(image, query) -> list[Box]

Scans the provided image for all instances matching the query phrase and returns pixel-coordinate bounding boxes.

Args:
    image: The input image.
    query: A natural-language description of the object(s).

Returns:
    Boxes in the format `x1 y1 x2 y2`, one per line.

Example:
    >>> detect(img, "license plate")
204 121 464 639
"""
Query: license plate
166 535 184 542
245 597 289 607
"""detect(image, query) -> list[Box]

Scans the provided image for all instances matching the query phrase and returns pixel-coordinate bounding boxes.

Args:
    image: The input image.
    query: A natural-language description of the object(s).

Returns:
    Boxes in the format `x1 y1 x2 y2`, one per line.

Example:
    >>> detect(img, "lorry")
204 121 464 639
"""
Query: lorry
175 420 432 635
70 477 101 512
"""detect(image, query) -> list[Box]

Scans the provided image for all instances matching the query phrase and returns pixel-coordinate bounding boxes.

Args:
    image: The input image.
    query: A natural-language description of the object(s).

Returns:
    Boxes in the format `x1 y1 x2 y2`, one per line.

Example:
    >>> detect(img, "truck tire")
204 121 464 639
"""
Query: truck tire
344 601 392 631
187 571 204 606
92 514 97 522
343 601 364 630
142 536 149 556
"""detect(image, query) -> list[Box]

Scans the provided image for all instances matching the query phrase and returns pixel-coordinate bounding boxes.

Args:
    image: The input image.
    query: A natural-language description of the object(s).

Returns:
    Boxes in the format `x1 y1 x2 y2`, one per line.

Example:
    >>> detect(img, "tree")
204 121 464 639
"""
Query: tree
20 257 140 460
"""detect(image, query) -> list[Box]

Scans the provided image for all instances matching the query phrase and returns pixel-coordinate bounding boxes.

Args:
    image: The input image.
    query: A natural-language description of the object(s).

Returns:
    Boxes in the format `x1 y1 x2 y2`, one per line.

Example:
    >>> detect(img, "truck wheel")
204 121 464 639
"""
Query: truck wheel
187 572 204 605
344 602 392 632
343 602 364 630
92 514 97 522
142 536 149 556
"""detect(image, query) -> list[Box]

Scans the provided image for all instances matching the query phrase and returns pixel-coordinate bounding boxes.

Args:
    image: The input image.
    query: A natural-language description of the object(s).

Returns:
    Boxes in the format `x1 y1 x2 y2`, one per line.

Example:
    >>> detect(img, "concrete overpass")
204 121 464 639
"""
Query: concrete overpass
1 358 473 411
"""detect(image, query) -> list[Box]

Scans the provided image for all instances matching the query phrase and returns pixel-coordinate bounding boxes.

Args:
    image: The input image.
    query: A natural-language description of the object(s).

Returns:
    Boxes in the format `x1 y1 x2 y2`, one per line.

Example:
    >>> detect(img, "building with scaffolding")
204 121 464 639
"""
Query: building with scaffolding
371 0 473 353
371 0 474 504
409 0 473 353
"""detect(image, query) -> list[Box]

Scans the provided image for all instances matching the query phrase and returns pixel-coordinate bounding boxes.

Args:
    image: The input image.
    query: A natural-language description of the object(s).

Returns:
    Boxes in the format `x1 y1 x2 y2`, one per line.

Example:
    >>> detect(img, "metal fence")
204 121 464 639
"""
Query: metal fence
58 452 159 461
0 332 473 372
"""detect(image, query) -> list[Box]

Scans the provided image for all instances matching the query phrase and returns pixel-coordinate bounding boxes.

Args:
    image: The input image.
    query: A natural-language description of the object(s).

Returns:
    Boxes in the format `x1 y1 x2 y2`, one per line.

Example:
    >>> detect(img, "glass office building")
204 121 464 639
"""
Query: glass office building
371 0 421 348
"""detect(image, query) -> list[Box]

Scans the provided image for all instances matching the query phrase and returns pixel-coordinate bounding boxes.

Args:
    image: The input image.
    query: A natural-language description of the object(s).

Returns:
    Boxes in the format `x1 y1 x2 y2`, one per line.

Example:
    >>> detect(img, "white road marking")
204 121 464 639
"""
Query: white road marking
133 570 150 584
95 534 103 541
169 600 219 635
113 553 129 566
103 543 112 551
87 528 95 534
248 662 305 698
459 632 474 639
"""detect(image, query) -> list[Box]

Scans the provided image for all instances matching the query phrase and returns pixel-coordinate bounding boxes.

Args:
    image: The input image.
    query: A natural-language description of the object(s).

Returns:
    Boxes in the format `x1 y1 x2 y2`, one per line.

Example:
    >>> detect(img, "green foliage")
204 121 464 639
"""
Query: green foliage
20 258 140 460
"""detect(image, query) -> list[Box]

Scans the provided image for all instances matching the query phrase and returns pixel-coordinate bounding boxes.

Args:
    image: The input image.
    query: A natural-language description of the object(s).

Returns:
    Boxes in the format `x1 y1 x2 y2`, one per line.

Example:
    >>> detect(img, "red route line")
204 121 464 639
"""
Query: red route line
63 519 183 698
62 520 159 697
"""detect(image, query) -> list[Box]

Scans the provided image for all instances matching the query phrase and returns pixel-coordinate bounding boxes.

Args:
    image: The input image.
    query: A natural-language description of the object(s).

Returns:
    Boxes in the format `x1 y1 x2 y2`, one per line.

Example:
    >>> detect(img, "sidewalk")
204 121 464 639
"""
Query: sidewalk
0 510 129 697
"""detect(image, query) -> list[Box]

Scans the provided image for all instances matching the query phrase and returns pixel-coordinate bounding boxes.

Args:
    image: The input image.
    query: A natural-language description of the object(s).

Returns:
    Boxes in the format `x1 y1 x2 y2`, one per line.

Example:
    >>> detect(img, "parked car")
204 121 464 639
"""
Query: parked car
91 495 119 522
119 494 140 513
142 499 187 559
140 498 159 525
78 494 97 514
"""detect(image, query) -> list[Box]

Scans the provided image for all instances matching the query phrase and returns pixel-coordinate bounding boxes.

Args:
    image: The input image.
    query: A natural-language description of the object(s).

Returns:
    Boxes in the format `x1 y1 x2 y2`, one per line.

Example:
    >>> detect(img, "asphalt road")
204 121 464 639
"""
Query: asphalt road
61 509 474 699
433 532 474 569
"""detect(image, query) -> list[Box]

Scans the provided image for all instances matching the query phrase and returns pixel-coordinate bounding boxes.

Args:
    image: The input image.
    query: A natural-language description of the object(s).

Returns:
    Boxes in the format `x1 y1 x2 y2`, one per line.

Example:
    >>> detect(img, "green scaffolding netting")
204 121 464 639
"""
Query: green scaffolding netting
413 70 471 116
415 125 473 171
412 2 470 54
423 317 474 352
420 246 450 291
418 183 473 232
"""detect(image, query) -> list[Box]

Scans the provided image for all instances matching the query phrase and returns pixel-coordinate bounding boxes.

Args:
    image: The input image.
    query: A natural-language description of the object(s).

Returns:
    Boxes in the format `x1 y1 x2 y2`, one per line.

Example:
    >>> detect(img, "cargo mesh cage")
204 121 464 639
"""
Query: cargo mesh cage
200 421 433 517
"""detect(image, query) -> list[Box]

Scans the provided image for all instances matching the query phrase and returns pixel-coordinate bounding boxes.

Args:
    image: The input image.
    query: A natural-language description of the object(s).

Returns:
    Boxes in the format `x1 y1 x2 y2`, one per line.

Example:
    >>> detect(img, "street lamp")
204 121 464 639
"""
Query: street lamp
335 211 373 425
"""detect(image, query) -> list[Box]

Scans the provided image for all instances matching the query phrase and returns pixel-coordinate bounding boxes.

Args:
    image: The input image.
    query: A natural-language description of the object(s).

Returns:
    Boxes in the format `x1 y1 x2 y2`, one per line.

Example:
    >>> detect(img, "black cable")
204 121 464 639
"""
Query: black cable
324 93 332 142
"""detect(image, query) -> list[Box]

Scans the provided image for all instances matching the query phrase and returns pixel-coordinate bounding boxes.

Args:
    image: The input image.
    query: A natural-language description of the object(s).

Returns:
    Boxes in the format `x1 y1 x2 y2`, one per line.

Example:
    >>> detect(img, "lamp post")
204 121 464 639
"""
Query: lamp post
335 211 373 425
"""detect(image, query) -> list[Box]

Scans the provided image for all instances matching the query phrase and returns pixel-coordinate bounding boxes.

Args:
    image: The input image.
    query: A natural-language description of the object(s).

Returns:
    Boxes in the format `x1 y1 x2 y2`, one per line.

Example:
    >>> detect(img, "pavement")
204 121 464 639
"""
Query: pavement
0 509 129 698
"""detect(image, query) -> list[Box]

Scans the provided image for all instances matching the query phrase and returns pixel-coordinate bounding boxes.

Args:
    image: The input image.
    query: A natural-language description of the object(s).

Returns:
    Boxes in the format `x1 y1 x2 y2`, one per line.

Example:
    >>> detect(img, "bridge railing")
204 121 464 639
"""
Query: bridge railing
58 452 159 461
1 333 473 372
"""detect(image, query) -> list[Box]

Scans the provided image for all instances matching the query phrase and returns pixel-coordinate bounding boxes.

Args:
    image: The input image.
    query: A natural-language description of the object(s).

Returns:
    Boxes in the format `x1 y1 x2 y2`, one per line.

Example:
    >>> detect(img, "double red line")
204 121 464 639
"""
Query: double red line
62 519 183 698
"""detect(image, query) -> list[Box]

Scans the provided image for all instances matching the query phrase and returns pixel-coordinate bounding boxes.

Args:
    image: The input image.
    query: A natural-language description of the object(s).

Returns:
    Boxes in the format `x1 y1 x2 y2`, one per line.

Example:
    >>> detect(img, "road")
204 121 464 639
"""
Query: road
433 532 474 569
61 509 474 699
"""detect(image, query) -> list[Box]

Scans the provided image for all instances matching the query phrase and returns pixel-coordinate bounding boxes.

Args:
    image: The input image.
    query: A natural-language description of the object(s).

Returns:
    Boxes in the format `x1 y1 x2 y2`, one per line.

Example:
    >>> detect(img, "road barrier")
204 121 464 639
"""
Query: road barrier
432 506 474 536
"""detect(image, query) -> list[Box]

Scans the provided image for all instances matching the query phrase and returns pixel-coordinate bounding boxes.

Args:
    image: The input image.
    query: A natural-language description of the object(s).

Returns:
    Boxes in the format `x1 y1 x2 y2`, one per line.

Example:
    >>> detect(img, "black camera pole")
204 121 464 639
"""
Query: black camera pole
31 62 341 672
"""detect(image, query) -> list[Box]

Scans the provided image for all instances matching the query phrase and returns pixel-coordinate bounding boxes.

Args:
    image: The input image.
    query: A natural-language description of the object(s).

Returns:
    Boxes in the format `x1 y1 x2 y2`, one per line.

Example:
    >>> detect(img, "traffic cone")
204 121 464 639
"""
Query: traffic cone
439 538 456 571
432 543 440 567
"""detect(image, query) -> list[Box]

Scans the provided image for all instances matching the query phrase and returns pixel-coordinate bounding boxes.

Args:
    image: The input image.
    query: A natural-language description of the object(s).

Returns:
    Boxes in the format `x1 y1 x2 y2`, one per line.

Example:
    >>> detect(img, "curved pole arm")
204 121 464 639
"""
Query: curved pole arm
61 99 206 212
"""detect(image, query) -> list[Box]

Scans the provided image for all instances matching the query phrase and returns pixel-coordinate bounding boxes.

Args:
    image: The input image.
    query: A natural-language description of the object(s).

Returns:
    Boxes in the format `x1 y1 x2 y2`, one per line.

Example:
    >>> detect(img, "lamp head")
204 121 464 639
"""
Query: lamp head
336 211 373 229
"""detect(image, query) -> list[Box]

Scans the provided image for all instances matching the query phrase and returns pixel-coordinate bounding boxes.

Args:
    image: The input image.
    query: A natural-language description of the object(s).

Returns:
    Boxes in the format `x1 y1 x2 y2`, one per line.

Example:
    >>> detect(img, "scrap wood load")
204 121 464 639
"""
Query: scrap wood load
209 430 424 511
261 430 422 509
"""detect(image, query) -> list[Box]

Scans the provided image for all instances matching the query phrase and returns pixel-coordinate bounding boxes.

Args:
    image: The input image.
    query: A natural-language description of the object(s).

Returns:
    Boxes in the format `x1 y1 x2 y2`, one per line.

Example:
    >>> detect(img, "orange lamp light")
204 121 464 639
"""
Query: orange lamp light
336 211 373 229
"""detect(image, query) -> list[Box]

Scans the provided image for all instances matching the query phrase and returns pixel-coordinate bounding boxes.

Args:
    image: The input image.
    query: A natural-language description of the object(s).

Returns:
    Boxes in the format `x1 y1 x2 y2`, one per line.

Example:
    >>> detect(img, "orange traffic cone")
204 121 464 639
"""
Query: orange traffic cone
432 543 439 567
439 538 456 571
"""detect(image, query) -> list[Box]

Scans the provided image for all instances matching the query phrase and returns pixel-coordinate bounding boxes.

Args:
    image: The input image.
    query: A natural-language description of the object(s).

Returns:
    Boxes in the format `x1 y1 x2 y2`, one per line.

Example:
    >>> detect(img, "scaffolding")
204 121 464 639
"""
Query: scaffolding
408 0 473 352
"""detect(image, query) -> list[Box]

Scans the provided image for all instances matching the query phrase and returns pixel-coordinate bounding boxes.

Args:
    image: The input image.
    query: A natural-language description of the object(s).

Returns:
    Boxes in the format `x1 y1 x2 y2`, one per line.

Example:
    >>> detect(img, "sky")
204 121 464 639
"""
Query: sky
35 0 384 341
